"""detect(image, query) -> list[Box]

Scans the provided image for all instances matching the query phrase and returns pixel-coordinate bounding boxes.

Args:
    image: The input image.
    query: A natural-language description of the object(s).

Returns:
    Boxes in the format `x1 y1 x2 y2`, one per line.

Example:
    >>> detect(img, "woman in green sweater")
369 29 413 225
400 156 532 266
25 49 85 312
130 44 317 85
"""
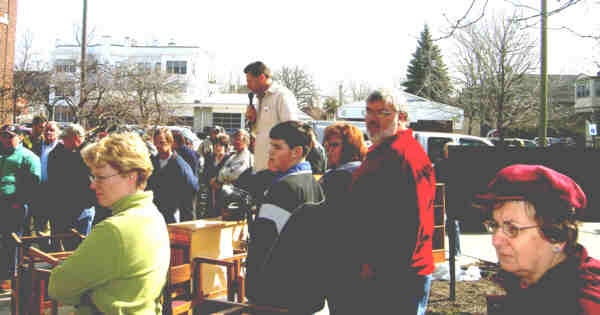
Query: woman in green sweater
49 133 171 315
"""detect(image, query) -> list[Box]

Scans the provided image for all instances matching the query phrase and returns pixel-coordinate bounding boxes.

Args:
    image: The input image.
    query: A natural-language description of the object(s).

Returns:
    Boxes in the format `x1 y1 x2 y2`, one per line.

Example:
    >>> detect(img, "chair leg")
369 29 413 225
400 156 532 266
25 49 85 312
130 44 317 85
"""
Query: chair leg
227 265 235 302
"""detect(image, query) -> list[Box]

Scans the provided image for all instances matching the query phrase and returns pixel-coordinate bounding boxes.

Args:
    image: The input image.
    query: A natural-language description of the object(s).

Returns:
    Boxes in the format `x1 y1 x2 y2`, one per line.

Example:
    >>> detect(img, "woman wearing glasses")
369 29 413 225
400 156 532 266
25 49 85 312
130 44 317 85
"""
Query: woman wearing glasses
476 164 600 315
319 123 367 208
49 133 170 314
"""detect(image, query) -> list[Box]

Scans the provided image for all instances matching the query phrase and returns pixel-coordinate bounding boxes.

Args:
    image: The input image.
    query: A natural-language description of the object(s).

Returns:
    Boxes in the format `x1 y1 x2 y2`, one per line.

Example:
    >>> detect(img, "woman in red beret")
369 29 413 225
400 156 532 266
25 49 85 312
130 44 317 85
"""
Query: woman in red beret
476 164 600 315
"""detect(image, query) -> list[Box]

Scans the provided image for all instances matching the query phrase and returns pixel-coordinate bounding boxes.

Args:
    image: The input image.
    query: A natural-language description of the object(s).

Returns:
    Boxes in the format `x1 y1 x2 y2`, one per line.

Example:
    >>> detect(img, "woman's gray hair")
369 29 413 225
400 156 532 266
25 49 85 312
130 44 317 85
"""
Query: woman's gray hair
60 123 85 140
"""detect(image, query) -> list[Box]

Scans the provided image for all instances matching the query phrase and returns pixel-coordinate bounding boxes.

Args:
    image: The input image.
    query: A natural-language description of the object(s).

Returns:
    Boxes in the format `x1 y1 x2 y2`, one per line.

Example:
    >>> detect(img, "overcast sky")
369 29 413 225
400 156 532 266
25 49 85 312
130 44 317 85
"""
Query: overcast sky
16 0 600 95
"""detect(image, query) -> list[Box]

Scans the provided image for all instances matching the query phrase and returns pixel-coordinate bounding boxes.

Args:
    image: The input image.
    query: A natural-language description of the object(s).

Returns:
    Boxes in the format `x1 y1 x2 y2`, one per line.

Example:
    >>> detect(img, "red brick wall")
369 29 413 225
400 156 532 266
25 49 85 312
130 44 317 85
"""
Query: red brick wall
0 0 16 124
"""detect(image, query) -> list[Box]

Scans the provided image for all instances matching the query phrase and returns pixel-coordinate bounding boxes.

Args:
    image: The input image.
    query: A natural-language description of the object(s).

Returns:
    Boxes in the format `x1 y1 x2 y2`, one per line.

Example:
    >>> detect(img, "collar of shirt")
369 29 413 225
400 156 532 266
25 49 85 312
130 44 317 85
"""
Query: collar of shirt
273 160 312 183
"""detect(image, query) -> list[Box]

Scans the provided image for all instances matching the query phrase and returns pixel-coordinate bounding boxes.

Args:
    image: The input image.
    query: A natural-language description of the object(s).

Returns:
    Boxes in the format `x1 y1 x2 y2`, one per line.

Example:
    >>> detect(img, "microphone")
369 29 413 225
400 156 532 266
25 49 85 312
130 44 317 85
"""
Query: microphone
246 92 256 133
248 92 254 106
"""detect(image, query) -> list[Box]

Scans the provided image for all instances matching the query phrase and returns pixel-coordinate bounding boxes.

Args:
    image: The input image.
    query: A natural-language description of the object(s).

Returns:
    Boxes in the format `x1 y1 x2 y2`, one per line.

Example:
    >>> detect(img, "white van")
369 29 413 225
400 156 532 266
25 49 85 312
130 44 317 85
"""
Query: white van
413 131 494 164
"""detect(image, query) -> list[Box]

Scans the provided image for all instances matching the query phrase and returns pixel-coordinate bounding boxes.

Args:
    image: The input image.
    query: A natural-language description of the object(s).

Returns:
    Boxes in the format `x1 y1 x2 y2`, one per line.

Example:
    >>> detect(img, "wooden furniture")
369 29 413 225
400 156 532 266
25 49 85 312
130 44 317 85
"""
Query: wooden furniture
168 219 247 299
164 263 195 315
433 182 446 263
193 254 247 303
11 230 84 315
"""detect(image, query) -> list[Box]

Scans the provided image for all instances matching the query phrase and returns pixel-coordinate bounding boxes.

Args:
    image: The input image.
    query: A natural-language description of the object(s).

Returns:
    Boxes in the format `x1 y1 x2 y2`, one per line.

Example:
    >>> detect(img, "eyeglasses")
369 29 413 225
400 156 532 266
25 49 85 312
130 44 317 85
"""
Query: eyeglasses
89 173 121 183
1 133 14 139
483 220 539 238
324 142 342 149
365 108 396 119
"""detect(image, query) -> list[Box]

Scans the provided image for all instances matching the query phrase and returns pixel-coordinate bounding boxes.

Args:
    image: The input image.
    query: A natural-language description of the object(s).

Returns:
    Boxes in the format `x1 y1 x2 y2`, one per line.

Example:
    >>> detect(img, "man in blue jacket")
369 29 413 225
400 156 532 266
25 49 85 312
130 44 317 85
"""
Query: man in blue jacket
147 128 199 223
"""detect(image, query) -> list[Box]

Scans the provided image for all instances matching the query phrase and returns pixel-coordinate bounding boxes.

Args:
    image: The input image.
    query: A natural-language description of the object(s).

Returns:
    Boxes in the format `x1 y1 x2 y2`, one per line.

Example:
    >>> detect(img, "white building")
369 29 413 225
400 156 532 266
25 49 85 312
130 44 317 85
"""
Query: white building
337 91 464 130
49 35 215 123
193 93 312 133
574 72 600 114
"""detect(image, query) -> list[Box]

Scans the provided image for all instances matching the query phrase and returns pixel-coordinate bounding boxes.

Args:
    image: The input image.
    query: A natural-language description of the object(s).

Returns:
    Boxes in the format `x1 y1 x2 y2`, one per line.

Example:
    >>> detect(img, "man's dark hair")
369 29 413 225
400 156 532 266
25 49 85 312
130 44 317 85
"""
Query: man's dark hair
269 121 312 158
172 131 185 147
244 61 272 78
33 114 47 125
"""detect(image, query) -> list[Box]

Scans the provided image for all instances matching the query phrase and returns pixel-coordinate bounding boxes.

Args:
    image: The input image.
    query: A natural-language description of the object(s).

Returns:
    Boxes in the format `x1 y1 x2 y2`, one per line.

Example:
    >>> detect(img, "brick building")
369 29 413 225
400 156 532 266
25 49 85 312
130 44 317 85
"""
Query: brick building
0 0 16 124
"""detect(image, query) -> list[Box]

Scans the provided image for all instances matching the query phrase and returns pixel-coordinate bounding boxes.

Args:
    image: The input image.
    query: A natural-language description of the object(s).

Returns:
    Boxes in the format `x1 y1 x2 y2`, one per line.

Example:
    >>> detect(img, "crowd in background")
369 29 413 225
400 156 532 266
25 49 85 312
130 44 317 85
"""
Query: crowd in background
0 60 598 315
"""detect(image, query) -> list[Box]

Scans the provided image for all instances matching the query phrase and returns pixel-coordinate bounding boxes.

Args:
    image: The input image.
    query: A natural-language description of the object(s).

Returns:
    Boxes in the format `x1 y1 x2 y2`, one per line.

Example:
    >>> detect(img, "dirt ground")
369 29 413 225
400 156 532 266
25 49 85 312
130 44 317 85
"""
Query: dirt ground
426 261 506 315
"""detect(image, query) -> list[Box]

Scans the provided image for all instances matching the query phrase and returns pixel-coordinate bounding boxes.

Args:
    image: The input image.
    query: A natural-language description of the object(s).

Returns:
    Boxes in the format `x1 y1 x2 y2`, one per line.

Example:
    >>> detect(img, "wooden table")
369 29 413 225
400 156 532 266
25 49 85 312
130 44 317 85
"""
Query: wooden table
168 218 247 298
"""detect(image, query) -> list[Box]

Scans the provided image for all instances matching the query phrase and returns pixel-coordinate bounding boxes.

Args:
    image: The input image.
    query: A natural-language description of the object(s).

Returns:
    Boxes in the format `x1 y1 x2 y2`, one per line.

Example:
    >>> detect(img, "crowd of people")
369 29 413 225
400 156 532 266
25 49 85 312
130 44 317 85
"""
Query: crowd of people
0 60 598 315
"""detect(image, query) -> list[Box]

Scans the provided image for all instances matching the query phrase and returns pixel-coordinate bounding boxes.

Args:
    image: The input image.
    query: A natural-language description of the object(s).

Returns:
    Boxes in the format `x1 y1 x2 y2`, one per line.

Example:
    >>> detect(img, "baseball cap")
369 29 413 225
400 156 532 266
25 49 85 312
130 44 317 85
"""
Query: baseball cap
0 125 18 138
475 164 587 210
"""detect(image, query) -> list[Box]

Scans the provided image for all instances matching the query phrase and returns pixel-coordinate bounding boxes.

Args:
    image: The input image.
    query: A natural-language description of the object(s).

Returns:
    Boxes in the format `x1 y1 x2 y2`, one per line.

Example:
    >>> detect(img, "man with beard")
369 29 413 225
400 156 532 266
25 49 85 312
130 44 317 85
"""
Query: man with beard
0 125 41 291
47 123 96 250
333 89 436 314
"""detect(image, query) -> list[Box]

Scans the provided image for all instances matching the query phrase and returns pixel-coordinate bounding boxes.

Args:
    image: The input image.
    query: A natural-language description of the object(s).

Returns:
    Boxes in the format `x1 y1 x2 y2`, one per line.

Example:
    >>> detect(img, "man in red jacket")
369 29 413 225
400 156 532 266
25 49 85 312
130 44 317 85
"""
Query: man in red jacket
333 89 436 314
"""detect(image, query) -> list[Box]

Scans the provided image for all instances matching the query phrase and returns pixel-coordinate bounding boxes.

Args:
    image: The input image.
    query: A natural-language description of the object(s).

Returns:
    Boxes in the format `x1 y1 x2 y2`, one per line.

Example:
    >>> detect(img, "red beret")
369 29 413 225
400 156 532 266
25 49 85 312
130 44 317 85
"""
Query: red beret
476 164 587 210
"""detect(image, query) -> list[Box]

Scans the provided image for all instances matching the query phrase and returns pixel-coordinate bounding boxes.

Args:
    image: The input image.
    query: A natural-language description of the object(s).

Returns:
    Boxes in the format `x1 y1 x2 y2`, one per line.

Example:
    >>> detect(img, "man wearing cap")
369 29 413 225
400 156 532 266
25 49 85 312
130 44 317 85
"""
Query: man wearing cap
333 89 436 314
0 125 41 290
244 61 298 172
475 164 600 315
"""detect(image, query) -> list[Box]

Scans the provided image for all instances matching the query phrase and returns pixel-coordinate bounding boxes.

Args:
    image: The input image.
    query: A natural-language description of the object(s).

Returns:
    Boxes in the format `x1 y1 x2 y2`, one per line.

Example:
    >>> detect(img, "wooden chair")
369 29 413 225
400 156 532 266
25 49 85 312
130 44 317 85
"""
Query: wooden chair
11 230 84 315
163 263 194 315
192 254 247 303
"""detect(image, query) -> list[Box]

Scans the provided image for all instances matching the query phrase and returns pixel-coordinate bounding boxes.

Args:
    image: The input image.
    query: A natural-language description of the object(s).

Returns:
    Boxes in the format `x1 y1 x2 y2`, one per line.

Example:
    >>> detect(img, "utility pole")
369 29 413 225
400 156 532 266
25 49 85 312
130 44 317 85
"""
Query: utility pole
80 0 88 126
539 0 548 147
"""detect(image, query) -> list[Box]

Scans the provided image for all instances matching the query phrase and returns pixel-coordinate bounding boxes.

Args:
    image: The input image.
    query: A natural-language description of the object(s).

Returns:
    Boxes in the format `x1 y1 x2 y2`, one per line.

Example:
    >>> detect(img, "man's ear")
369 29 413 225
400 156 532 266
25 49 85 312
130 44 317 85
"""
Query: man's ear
292 145 303 159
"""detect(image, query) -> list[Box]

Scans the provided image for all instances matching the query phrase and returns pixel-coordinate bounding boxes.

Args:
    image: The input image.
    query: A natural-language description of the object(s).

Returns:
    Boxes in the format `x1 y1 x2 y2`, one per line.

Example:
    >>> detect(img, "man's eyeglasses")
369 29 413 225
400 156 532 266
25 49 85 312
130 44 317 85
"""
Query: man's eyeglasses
365 108 396 119
324 142 342 149
1 133 14 139
483 220 539 238
89 173 121 183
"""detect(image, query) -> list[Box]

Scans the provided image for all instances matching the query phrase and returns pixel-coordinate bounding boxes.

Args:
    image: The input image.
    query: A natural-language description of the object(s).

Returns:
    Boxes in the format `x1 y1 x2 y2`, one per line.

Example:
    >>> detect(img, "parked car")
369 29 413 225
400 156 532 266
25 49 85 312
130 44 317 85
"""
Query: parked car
413 131 494 165
488 137 537 148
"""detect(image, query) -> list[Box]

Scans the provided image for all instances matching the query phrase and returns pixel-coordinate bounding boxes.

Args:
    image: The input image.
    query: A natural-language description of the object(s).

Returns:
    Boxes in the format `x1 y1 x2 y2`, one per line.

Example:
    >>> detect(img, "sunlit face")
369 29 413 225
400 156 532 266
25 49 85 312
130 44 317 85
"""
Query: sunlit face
214 142 226 156
44 124 58 143
245 73 266 94
325 135 343 169
268 138 297 172
365 100 398 145
90 165 132 207
491 201 559 285
153 134 172 156
63 135 85 151
233 134 247 153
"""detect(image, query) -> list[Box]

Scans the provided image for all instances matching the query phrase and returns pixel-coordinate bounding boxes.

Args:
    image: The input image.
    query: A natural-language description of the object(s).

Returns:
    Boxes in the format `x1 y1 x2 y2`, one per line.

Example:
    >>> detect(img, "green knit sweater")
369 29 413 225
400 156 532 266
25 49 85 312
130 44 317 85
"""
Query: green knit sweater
49 191 170 315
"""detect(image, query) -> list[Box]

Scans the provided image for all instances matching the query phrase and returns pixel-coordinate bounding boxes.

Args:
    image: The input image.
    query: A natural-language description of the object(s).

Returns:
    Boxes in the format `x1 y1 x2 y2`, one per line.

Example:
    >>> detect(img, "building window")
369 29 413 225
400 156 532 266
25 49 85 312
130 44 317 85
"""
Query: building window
54 86 75 98
55 59 77 73
576 81 591 98
596 80 600 97
166 61 187 74
155 62 161 72
136 62 152 72
212 112 242 133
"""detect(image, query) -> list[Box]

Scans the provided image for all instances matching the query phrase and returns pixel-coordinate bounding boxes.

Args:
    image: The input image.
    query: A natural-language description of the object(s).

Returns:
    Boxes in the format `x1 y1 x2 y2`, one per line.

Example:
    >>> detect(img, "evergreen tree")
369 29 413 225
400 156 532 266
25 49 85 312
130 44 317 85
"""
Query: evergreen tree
403 25 453 103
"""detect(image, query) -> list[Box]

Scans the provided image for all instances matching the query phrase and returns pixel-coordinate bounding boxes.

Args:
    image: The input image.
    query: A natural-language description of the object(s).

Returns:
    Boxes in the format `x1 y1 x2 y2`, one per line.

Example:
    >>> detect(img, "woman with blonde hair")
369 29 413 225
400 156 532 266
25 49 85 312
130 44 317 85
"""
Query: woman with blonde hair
49 133 170 314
